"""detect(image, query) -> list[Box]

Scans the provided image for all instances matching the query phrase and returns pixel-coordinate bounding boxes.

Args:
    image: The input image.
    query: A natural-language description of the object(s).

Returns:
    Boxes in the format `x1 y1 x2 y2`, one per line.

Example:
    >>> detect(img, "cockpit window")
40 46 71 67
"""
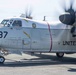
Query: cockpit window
7 19 13 27
12 20 22 27
1 19 9 26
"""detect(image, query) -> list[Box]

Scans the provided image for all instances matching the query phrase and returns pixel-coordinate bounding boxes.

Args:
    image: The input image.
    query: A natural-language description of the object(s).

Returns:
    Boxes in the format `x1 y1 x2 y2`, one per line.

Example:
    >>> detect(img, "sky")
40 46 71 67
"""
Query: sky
0 0 76 22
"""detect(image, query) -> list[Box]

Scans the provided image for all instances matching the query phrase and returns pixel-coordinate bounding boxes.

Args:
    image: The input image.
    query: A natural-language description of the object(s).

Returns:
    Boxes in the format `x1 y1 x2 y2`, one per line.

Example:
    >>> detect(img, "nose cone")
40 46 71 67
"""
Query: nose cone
59 14 72 25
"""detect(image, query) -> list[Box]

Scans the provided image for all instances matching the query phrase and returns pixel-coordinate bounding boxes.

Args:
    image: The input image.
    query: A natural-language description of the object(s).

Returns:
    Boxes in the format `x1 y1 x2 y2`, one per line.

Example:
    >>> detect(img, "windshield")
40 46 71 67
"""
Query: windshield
1 19 9 26
1 19 14 27
1 19 22 27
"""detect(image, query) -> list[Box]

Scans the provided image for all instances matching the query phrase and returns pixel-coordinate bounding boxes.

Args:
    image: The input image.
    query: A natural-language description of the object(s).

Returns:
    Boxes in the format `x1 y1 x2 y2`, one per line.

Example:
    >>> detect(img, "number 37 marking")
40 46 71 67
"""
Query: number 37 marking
0 31 8 38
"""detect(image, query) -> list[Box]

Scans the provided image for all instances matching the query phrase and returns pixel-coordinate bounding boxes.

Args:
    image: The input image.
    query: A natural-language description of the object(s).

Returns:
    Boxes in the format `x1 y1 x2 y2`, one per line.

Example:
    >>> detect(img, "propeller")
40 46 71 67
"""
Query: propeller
59 0 76 25
25 7 33 19
20 7 33 19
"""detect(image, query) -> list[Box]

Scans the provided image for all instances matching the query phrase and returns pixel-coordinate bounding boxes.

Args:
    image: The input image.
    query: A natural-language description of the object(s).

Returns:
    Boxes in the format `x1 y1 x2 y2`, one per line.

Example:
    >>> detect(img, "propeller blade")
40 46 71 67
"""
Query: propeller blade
25 7 33 19
70 0 74 9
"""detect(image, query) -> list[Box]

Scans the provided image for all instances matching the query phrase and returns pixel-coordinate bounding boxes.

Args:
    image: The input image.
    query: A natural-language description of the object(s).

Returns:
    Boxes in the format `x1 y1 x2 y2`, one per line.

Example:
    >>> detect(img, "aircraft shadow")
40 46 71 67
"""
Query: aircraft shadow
68 68 76 72
30 53 76 63
0 54 76 67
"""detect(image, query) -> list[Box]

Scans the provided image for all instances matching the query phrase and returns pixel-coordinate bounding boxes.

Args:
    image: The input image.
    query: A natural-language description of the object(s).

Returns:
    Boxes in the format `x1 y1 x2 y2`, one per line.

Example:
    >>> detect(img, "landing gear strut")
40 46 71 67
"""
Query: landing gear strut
0 56 5 64
56 53 64 58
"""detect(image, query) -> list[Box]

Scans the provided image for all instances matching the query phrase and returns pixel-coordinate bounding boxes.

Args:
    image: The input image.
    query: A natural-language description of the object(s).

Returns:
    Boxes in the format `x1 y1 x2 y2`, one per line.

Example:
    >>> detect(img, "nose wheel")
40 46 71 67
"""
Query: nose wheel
0 56 5 64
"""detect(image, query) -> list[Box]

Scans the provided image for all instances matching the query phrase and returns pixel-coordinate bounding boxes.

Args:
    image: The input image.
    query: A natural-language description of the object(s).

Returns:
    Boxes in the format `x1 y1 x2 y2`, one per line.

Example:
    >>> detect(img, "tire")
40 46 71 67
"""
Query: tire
0 56 5 64
56 53 64 58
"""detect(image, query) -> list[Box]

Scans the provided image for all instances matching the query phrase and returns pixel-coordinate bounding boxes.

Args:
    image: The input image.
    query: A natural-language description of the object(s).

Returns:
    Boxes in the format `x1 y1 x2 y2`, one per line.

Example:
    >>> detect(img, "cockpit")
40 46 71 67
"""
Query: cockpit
0 17 46 28
1 18 22 27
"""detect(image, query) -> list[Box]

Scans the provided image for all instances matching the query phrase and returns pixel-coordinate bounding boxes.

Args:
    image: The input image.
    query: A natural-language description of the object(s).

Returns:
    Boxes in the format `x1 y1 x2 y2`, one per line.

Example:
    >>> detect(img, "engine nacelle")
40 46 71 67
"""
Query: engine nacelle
59 13 75 25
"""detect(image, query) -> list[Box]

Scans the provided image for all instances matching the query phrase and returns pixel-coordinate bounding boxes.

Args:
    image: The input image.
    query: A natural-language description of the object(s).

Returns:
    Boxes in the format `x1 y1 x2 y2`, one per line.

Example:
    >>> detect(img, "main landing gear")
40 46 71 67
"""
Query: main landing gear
56 53 64 58
0 56 5 64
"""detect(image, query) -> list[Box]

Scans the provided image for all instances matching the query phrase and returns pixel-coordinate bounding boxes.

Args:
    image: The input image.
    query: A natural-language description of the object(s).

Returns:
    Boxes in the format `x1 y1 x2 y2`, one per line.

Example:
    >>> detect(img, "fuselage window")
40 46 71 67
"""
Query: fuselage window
12 20 22 27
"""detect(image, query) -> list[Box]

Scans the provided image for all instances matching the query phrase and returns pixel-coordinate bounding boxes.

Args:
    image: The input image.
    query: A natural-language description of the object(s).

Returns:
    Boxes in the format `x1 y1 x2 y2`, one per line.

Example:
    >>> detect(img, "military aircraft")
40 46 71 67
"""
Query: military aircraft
0 0 76 64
